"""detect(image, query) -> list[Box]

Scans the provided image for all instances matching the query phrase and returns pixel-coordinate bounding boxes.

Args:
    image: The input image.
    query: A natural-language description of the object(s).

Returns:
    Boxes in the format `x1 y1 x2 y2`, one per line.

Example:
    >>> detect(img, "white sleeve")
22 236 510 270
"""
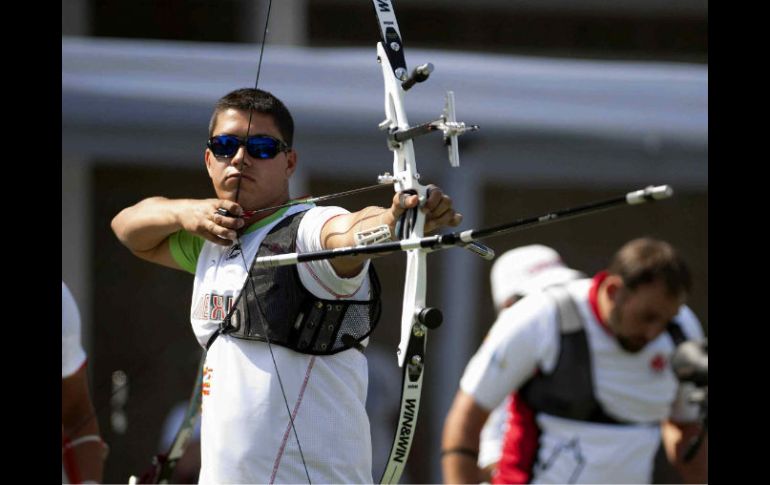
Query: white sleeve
62 282 87 378
295 206 371 300
669 305 706 422
460 293 559 411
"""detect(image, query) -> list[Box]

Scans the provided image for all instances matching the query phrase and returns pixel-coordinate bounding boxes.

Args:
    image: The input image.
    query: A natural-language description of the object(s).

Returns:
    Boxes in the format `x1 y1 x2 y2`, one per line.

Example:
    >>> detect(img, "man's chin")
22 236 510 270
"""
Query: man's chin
617 337 647 353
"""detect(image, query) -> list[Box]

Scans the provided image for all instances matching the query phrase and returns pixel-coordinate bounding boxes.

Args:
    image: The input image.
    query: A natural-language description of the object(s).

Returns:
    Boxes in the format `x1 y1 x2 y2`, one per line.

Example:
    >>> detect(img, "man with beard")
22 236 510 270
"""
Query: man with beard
442 238 707 484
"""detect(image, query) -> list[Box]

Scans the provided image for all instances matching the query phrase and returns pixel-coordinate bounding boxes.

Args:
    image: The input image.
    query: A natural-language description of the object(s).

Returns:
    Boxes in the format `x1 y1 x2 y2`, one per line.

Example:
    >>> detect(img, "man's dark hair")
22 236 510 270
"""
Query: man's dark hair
608 237 692 297
208 88 295 146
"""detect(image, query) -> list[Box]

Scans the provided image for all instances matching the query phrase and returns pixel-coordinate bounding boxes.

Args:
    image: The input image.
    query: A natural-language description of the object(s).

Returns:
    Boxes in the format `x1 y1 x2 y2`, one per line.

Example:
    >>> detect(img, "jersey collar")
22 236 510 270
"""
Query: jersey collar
588 271 614 336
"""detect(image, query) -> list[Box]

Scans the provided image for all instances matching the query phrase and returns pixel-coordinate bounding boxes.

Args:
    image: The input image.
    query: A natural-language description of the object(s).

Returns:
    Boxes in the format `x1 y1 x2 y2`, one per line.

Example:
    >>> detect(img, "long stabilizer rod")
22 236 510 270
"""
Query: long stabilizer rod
252 185 673 268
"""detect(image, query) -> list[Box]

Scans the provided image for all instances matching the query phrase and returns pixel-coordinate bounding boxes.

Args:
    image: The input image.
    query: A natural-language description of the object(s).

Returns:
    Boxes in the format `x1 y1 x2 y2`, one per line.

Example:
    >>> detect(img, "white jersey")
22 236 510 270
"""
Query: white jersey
461 278 704 484
171 204 375 484
62 282 86 378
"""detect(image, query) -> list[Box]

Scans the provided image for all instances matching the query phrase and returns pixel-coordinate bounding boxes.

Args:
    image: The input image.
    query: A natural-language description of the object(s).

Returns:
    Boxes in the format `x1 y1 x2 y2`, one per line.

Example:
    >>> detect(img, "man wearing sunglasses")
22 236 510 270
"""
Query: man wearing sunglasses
111 88 461 484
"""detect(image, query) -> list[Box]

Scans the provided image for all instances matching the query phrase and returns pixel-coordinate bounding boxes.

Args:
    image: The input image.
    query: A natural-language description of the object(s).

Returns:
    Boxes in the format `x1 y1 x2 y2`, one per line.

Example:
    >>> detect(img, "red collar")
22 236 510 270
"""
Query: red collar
588 271 614 336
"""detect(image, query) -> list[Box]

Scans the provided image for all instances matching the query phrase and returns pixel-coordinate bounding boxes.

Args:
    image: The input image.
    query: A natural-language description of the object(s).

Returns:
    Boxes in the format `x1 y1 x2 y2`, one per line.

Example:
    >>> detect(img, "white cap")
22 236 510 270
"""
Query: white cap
490 244 584 310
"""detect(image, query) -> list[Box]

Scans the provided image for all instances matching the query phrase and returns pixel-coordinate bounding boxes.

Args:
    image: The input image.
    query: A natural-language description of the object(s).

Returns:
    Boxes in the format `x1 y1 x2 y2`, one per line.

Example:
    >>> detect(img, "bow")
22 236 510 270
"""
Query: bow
370 1 478 482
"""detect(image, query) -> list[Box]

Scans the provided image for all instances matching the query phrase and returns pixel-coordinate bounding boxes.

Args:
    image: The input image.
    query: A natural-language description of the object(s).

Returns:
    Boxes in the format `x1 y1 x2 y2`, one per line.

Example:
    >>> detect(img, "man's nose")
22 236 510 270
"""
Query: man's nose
230 146 250 167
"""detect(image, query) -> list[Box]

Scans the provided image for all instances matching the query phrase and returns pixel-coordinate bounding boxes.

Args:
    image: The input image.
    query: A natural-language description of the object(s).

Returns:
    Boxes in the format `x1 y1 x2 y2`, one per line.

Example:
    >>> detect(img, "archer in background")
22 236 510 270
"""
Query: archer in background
442 238 707 484
111 88 460 483
476 245 584 481
62 281 108 483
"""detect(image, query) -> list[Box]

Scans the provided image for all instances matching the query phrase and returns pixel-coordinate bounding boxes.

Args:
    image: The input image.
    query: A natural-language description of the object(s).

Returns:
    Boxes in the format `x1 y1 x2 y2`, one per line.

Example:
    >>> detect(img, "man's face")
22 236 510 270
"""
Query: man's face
607 279 684 353
205 108 296 211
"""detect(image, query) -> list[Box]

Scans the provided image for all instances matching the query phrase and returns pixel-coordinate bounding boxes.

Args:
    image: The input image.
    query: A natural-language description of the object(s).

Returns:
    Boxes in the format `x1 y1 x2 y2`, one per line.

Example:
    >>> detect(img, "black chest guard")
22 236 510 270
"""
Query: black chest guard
207 210 382 355
520 286 674 426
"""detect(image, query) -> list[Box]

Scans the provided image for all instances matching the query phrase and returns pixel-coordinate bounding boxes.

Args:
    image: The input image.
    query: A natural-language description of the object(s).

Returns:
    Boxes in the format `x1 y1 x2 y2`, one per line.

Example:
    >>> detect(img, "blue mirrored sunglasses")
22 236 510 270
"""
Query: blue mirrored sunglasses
207 134 290 159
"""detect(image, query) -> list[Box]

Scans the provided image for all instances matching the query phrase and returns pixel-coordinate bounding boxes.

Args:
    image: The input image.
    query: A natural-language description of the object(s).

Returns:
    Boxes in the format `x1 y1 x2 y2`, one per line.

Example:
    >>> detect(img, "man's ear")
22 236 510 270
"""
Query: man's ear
285 149 297 177
204 149 215 178
604 274 624 303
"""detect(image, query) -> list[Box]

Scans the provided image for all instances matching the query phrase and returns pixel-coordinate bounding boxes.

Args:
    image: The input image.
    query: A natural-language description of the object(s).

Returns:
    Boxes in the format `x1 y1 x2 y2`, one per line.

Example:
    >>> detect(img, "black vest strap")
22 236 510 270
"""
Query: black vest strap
666 320 687 346
207 210 382 354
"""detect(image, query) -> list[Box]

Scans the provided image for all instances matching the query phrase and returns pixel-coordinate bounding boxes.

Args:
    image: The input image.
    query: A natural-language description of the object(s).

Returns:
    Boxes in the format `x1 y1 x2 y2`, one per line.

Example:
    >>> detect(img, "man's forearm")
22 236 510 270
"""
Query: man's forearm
321 206 394 277
442 451 483 484
322 206 393 247
63 427 107 483
673 433 707 484
111 197 186 252
442 391 489 484
662 420 707 484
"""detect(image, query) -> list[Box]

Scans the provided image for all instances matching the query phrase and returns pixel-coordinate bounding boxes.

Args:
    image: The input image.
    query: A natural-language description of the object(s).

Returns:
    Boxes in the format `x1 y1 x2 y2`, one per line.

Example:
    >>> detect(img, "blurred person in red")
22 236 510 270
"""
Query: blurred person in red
62 281 108 483
442 238 707 484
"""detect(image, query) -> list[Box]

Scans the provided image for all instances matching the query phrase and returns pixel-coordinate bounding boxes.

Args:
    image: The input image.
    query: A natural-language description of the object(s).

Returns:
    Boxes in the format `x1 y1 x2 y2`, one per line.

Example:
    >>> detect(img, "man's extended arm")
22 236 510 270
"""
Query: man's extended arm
321 187 461 277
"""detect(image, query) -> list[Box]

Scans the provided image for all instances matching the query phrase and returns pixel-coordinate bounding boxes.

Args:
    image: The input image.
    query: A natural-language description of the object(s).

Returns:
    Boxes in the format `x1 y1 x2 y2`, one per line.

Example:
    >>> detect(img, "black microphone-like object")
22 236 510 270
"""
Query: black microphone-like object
671 340 708 387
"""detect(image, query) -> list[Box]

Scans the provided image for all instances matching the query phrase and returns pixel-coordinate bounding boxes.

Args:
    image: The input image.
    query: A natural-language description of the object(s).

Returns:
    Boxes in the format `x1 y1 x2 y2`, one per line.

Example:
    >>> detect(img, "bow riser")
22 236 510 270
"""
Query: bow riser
398 251 427 367
377 41 431 370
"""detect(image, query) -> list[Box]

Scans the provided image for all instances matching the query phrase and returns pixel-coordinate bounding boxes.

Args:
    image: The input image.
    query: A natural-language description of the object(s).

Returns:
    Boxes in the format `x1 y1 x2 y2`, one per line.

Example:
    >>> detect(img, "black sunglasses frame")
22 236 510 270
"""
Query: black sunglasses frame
207 134 291 160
